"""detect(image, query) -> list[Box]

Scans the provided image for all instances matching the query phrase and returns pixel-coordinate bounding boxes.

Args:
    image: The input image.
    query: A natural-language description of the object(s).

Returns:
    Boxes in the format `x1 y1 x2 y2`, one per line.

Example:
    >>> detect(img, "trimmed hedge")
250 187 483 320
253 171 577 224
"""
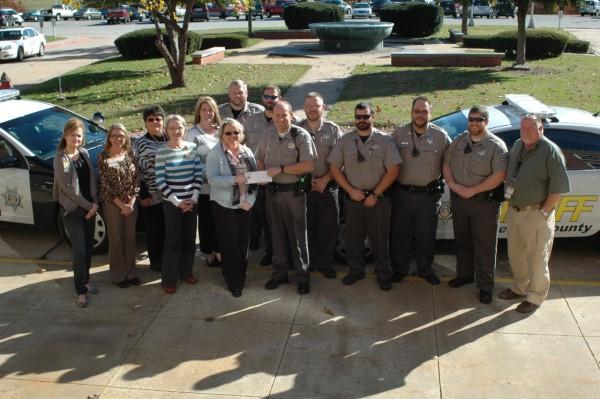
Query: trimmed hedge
379 2 443 38
283 2 344 30
462 35 492 49
200 34 248 50
565 39 590 54
115 29 202 59
491 29 570 59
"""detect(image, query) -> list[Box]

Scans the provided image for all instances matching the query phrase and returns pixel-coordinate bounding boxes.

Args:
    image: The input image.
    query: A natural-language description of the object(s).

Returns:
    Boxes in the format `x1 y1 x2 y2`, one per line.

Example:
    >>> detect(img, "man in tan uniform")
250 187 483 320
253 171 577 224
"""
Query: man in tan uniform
443 105 508 304
390 96 451 285
255 100 317 295
499 115 570 313
244 85 282 264
218 79 264 126
297 92 342 279
328 102 401 291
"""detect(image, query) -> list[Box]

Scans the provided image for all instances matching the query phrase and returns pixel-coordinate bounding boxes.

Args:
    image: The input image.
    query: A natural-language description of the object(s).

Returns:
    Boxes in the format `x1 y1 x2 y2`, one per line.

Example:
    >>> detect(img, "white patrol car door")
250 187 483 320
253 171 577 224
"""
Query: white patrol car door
0 136 34 224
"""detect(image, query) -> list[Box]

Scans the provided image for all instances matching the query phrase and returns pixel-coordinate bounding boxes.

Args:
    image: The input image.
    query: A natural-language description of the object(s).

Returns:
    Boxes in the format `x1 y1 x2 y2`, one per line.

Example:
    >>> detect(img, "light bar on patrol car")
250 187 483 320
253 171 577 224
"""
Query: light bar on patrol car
505 94 556 119
0 89 20 102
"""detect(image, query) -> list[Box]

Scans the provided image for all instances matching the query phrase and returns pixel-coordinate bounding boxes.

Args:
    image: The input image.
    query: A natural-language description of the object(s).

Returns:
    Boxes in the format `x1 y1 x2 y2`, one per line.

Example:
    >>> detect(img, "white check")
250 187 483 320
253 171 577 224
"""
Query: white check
245 171 272 184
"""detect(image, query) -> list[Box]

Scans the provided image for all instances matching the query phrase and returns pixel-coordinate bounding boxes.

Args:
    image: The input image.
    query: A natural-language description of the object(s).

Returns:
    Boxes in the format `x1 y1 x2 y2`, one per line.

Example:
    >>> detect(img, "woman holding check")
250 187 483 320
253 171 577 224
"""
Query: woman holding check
206 118 257 297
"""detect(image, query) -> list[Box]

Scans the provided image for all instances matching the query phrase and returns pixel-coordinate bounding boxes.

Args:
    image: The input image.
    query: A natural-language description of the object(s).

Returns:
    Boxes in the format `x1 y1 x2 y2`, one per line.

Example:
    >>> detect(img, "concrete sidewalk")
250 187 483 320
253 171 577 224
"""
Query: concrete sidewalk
0 249 599 398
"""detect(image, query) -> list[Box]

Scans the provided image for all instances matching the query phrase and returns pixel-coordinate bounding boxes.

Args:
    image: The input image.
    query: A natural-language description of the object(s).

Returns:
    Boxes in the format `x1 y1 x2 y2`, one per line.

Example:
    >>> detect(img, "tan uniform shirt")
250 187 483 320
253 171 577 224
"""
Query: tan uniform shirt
255 124 317 184
444 130 508 187
327 128 402 190
218 101 264 128
392 123 451 186
244 111 274 154
297 119 342 178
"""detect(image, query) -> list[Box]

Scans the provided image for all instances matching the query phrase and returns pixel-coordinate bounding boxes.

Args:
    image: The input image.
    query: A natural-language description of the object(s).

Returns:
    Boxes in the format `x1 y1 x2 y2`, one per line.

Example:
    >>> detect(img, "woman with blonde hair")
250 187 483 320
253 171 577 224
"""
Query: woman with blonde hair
185 96 222 267
98 123 140 288
206 118 257 297
155 114 204 294
53 118 99 307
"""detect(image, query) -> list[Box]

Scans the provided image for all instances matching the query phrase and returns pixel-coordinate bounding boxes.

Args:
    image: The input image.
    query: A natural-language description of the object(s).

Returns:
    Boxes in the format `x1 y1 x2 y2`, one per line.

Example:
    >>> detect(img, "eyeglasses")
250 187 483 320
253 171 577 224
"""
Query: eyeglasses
110 135 126 139
224 131 241 136
146 117 163 123
468 117 486 123
263 95 279 100
355 114 371 120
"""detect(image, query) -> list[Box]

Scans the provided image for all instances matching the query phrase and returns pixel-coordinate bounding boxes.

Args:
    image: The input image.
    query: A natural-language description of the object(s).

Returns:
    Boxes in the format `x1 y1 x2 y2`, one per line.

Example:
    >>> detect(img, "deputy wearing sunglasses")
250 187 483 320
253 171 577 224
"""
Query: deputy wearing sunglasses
244 85 284 268
328 102 401 291
390 96 451 287
442 105 508 305
132 105 168 273
255 100 317 295
218 79 264 126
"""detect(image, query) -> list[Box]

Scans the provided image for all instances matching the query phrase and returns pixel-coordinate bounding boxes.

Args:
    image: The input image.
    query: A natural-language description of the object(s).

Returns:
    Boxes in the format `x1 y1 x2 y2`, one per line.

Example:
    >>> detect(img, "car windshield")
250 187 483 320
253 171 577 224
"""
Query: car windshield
353 3 369 8
0 107 106 160
432 111 468 139
0 31 22 41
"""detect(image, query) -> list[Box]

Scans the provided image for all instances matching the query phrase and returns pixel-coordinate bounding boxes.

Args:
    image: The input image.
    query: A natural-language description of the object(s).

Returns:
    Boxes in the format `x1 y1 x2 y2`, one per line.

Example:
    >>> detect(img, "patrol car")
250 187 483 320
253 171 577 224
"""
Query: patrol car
0 89 109 252
432 94 600 239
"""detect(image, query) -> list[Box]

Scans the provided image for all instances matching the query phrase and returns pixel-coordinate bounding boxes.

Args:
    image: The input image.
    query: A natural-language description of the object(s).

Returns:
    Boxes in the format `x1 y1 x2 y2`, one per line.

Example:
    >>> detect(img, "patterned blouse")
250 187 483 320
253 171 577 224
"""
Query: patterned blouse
98 150 140 203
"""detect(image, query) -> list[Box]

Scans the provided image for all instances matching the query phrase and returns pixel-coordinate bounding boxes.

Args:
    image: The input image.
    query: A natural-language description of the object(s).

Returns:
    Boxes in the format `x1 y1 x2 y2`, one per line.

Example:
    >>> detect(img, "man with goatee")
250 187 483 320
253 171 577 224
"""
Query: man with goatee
218 79 264 126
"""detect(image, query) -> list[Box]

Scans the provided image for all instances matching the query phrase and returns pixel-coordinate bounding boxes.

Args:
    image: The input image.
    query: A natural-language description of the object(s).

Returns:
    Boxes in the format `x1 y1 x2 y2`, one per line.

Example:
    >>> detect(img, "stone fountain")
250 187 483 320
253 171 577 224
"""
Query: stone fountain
309 21 394 53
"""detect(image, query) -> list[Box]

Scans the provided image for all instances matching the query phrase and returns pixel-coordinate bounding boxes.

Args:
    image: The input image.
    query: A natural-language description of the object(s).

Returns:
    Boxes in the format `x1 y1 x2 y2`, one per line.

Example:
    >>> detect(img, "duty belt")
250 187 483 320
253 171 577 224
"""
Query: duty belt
397 183 427 193
267 182 296 193
512 204 541 212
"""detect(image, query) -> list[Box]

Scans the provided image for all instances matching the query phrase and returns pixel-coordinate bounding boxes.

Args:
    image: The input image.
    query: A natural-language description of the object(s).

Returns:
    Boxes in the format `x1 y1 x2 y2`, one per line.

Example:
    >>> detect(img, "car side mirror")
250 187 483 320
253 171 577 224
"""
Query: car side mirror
92 112 105 124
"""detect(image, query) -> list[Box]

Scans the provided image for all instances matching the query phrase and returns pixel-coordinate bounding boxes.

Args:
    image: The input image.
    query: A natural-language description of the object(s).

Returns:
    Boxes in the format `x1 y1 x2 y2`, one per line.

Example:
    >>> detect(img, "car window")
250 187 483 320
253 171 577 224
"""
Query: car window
0 31 22 40
0 107 105 161
432 111 468 140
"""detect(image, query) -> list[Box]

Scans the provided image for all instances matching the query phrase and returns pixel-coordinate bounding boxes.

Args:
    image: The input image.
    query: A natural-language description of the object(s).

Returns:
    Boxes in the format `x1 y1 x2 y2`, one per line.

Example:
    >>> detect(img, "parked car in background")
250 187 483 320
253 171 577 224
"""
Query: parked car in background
432 94 600 239
22 9 43 22
371 0 391 16
492 0 515 18
0 27 45 62
323 0 352 14
0 9 23 25
579 0 600 16
351 2 372 18
264 0 295 18
0 89 109 253
42 4 76 21
191 3 209 21
107 7 131 24
246 0 264 20
439 0 458 17
472 0 492 18
74 7 103 20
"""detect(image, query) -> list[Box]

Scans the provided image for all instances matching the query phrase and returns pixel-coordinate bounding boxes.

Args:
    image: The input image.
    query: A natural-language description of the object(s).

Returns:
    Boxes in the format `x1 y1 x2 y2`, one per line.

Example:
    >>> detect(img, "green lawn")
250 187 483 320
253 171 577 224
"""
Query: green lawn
23 57 309 132
329 54 600 128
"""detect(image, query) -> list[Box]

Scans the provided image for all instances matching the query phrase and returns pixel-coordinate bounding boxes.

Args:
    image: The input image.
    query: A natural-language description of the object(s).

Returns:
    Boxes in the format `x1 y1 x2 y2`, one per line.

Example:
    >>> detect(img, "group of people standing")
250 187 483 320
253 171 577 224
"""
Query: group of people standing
52 79 569 315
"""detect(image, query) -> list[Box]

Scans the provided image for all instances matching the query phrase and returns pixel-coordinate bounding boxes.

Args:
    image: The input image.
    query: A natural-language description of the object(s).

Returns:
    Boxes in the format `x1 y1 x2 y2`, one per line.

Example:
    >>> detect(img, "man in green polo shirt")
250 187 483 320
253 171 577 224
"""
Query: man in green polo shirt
498 115 570 313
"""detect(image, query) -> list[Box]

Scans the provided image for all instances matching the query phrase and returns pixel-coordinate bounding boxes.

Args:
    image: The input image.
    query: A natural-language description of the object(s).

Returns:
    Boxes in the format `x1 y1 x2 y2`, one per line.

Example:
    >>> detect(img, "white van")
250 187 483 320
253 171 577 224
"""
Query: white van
580 0 600 16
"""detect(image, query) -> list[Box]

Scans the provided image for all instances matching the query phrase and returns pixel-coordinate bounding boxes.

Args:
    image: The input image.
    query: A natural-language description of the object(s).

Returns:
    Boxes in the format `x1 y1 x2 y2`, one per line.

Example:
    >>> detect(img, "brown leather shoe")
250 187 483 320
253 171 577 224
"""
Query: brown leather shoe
498 288 526 300
516 301 539 314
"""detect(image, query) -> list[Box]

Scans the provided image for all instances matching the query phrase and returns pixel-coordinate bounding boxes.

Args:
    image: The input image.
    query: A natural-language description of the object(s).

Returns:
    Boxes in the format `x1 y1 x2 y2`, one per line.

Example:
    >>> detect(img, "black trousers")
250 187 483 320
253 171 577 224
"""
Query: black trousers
250 186 272 255
161 202 197 287
63 207 94 295
390 187 441 277
197 194 219 254
307 188 339 268
140 202 165 272
450 193 500 291
345 197 392 279
266 190 310 284
211 202 252 292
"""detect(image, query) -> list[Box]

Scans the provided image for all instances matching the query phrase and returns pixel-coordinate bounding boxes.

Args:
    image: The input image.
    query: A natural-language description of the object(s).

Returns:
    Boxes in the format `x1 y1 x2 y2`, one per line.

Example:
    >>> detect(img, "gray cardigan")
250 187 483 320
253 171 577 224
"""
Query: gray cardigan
53 147 98 214
206 143 256 209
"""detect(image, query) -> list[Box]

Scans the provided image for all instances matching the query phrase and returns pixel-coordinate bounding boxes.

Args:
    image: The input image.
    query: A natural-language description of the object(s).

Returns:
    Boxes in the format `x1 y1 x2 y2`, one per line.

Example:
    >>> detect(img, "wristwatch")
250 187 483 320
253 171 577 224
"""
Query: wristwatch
540 209 549 219
371 192 383 199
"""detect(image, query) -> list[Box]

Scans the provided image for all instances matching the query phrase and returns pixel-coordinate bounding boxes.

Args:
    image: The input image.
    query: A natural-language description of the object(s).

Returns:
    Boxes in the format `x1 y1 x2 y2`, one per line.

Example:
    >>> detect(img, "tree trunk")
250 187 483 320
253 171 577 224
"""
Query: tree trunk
248 12 253 37
515 1 529 66
461 0 469 35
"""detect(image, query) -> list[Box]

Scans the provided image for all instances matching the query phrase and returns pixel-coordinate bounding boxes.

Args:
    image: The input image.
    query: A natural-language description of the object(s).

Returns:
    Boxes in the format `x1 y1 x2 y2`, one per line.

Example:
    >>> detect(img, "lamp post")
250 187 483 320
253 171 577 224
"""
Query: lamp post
528 1 535 29
469 0 474 26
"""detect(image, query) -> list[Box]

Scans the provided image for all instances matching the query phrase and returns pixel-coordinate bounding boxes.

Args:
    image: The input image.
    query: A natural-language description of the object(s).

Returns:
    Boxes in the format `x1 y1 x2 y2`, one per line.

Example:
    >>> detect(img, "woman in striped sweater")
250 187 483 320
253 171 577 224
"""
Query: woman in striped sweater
155 114 204 294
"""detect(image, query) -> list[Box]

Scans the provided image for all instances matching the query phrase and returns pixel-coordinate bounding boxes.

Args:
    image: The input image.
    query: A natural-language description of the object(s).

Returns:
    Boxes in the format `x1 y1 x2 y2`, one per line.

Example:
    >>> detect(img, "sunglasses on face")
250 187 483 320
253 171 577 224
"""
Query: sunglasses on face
468 117 486 123
355 114 371 120
263 94 279 100
224 131 241 136
146 117 163 123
